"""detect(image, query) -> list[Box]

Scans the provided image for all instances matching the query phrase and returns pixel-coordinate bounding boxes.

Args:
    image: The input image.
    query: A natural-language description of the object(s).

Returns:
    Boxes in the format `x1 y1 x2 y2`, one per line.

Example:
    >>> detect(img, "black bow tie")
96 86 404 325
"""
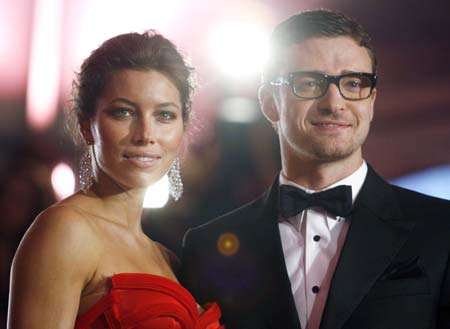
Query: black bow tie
279 184 353 218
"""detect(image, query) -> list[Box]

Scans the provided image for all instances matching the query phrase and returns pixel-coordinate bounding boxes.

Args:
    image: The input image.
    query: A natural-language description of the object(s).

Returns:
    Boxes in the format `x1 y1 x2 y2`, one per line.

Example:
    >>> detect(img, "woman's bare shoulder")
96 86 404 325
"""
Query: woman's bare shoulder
13 196 102 280
33 192 106 235
8 196 102 327
30 200 96 241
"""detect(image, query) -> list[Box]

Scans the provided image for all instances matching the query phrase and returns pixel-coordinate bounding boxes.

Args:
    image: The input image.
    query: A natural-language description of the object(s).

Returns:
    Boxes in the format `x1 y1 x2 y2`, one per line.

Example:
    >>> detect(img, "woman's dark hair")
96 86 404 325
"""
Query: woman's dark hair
68 30 195 145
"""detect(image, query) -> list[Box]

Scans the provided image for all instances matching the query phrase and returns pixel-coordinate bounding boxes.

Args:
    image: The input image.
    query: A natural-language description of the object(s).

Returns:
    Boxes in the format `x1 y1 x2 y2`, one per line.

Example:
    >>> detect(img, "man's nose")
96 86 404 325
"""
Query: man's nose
317 82 345 113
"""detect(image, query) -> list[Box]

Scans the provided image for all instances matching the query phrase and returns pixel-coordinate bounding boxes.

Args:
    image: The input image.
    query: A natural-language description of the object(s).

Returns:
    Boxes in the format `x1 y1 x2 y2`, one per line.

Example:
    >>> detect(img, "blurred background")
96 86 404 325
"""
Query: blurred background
1 0 449 325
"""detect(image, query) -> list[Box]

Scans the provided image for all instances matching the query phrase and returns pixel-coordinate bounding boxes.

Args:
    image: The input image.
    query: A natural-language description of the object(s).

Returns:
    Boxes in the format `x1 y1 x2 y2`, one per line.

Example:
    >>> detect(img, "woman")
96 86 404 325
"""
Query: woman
8 31 223 329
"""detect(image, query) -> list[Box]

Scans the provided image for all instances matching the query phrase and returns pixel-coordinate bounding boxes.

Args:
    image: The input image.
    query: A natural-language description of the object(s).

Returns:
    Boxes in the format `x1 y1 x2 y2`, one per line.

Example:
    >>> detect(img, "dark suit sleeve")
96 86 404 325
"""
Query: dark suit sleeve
438 252 450 328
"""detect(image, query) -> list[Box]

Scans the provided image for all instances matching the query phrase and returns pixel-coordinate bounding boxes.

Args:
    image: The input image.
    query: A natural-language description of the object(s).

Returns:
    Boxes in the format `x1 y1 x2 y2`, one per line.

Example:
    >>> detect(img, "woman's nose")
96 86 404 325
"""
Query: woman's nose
132 119 155 145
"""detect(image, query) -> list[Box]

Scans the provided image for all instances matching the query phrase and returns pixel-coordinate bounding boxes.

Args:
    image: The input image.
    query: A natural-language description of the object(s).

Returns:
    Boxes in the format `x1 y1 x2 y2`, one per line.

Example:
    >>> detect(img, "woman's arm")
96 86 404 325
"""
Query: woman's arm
7 205 98 329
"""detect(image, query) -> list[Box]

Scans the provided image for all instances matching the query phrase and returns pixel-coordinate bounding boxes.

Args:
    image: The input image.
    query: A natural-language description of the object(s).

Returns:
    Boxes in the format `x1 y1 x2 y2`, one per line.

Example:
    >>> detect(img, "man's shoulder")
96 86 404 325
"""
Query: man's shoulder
365 164 450 216
192 193 267 232
391 183 450 214
183 187 274 245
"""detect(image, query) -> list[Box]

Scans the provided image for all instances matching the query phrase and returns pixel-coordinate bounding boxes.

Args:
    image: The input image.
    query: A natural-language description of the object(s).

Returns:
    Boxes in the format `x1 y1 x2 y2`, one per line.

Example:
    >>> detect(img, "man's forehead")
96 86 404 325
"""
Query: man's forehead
276 36 373 73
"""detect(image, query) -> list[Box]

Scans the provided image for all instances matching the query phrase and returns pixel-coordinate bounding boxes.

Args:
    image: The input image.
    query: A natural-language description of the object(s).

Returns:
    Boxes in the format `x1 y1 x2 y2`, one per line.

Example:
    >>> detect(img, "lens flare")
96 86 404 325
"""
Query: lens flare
217 232 240 257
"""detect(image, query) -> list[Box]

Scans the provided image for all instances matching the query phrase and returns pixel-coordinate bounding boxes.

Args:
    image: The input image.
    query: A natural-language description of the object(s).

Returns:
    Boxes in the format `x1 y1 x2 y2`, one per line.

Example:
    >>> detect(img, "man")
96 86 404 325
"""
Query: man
181 9 450 329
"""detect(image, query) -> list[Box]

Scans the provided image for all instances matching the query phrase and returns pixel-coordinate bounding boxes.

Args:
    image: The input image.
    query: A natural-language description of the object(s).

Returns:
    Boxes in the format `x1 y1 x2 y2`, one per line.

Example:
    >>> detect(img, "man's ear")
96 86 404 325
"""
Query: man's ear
369 87 377 122
258 84 279 123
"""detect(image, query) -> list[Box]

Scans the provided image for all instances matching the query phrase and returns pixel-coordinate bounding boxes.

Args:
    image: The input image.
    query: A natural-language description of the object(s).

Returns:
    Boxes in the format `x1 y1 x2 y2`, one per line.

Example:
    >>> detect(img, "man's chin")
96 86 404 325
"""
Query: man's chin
311 145 358 162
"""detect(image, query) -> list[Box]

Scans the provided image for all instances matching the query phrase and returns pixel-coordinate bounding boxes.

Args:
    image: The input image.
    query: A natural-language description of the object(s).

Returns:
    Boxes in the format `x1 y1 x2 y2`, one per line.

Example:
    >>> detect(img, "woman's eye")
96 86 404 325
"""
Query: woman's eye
111 107 133 117
158 111 176 121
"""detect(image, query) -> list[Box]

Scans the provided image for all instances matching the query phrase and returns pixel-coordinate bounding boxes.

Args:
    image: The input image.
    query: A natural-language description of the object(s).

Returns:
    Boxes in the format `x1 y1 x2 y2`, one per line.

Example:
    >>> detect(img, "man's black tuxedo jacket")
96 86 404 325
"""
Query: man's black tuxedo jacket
181 166 450 329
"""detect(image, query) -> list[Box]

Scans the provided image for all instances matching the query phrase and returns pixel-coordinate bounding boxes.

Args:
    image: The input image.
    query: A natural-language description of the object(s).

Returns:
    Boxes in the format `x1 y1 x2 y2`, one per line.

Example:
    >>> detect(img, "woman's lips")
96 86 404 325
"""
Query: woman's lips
123 152 162 168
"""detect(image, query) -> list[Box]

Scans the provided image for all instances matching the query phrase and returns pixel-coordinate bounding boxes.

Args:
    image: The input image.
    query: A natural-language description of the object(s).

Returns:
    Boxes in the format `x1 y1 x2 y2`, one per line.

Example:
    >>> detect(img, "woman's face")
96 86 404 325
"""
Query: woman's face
84 69 184 190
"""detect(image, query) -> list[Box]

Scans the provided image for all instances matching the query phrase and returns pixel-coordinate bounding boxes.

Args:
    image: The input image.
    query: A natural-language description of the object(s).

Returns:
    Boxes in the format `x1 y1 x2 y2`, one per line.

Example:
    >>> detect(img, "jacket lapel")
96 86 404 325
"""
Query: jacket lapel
254 177 303 329
319 166 415 329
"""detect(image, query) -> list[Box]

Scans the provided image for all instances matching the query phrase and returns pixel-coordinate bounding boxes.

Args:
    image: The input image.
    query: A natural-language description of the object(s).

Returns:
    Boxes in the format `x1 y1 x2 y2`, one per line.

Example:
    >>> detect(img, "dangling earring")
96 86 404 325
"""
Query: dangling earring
79 145 93 193
168 156 183 201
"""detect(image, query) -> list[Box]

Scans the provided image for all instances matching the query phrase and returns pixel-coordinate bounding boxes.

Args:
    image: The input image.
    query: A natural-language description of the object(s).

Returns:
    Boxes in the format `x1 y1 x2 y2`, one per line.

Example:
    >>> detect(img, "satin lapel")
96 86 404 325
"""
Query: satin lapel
320 166 415 329
255 177 302 329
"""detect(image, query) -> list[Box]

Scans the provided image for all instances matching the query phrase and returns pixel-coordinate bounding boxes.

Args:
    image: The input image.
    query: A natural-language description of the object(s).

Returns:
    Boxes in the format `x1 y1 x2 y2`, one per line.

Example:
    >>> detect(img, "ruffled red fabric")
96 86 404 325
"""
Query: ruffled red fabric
75 273 223 329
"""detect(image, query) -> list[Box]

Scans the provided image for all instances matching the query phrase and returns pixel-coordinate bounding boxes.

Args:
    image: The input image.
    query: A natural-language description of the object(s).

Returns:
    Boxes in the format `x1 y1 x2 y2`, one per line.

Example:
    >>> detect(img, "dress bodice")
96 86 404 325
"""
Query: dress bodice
75 273 223 329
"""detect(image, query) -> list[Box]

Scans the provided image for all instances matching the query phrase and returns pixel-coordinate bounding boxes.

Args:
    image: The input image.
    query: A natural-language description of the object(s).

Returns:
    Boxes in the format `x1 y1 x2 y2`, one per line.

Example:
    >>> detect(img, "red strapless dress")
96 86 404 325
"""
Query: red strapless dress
75 273 223 329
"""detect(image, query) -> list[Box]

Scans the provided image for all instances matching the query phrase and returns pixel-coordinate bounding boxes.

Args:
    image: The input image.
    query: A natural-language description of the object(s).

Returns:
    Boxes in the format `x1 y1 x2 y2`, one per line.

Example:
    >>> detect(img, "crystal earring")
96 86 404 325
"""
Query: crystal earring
168 156 183 201
79 147 93 193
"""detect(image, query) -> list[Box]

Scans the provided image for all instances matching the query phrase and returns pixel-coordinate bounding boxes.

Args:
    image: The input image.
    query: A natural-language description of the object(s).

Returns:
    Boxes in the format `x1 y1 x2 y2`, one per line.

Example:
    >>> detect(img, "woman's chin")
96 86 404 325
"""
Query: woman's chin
129 177 166 190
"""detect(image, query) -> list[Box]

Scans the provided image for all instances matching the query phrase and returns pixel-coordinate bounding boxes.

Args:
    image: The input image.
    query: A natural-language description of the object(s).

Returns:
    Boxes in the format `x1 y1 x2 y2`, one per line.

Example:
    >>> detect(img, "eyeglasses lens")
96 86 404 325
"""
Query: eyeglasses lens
292 73 373 100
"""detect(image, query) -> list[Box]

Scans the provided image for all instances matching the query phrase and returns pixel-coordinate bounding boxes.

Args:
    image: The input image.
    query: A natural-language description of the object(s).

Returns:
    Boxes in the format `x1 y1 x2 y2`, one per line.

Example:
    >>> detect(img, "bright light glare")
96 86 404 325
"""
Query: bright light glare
209 21 268 79
0 1 27 97
219 97 260 123
72 0 183 74
51 163 76 200
143 174 170 208
26 0 63 131
391 165 450 200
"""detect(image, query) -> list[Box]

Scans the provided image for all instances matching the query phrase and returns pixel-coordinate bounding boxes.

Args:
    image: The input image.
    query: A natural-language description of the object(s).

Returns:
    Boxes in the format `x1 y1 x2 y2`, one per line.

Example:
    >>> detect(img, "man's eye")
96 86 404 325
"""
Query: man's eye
305 80 318 87
344 79 363 89
296 79 319 89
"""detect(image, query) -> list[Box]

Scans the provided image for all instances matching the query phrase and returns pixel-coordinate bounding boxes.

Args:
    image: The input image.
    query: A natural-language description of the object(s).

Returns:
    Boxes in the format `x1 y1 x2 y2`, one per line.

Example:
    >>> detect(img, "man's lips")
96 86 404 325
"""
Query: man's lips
311 120 351 128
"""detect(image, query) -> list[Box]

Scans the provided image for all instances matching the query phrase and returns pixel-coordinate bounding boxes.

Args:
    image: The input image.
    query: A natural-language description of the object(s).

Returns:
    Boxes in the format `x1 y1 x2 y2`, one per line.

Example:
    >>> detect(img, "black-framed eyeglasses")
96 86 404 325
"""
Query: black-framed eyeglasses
270 71 377 101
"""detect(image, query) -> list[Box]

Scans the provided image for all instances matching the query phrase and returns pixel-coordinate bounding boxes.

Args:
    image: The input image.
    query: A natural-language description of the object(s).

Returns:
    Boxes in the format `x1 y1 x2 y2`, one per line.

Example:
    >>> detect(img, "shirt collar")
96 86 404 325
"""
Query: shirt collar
279 161 368 206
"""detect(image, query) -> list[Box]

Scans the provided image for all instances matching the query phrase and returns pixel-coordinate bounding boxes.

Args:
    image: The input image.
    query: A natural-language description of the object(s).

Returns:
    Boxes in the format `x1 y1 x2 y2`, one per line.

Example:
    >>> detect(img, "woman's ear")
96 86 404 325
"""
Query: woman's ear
258 84 279 124
79 118 94 145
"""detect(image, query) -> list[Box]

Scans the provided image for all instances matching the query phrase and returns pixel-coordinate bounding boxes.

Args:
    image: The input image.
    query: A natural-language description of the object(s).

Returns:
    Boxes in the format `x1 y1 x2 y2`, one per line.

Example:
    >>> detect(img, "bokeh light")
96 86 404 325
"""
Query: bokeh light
26 0 63 131
143 174 170 208
0 0 28 97
51 162 76 200
217 232 240 257
219 97 261 123
208 20 269 80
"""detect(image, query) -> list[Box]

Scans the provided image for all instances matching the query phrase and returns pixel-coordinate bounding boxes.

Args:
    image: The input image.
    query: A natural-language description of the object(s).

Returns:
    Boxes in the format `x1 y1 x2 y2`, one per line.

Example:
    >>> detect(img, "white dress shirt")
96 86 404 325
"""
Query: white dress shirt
278 162 368 329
